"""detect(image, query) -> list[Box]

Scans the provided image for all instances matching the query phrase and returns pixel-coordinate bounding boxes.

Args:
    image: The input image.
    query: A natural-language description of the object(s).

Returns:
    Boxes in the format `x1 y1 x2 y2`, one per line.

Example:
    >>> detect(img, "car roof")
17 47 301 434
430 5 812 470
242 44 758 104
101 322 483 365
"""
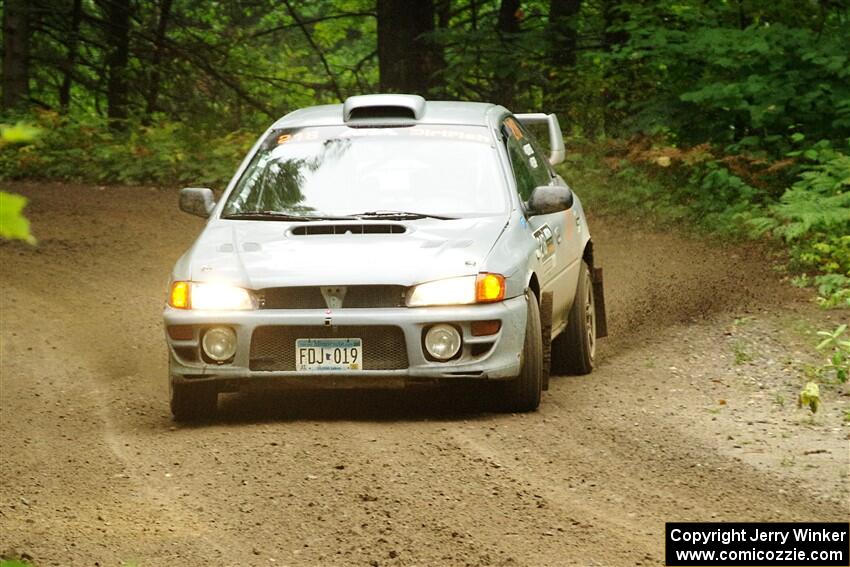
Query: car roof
271 98 503 129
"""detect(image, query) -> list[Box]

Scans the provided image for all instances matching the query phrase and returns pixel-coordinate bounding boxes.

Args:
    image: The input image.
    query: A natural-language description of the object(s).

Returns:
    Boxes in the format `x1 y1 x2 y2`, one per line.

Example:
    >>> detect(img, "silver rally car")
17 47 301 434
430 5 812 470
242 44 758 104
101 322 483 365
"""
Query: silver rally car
164 94 607 420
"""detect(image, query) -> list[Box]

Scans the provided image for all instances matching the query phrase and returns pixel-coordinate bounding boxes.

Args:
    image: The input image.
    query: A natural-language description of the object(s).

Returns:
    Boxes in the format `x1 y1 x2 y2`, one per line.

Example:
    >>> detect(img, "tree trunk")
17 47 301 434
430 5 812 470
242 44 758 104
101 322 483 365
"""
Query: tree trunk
492 0 521 108
436 0 451 28
430 0 451 96
377 0 438 95
104 0 132 129
2 0 31 110
602 0 628 53
601 0 628 136
144 0 174 116
549 0 580 68
546 0 581 115
59 0 83 112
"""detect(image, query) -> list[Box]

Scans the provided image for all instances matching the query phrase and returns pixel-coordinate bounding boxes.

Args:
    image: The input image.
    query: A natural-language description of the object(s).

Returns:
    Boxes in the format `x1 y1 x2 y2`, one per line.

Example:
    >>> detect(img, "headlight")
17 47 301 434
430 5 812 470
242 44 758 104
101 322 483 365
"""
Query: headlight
169 281 257 310
407 276 476 307
192 283 256 310
406 273 506 307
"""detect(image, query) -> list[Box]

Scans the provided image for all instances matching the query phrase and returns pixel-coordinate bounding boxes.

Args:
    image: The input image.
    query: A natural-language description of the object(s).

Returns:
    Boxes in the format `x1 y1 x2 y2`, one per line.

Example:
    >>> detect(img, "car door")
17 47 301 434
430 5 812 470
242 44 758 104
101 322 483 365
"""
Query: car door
501 116 581 330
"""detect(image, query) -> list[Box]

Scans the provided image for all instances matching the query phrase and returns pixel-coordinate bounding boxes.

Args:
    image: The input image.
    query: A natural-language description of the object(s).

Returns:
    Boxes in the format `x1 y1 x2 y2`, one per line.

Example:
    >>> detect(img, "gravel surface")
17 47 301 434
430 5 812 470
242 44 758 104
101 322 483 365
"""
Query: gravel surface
1 182 847 566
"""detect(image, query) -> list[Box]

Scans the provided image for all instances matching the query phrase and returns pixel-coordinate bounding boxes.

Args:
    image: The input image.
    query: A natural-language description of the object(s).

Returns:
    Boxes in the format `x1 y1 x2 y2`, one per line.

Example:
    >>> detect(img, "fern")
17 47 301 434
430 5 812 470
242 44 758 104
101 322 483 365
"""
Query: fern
771 191 850 241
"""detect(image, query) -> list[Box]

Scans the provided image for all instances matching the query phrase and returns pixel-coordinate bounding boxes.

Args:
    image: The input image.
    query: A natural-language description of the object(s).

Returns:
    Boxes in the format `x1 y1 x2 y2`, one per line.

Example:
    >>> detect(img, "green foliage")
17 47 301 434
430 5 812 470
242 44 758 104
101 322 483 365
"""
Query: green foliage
569 131 849 307
813 274 850 309
0 192 35 244
766 143 850 245
815 324 850 384
0 122 40 244
798 381 821 414
557 147 688 223
733 341 752 365
2 0 846 306
743 140 850 304
0 113 254 187
13 1 377 125
686 163 763 233
606 2 850 149
584 4 850 300
0 123 42 144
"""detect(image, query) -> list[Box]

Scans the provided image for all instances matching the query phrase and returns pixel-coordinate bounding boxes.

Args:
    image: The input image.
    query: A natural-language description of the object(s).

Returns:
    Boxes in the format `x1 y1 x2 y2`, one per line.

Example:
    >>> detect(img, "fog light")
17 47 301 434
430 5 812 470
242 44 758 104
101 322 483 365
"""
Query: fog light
201 327 237 362
424 324 462 361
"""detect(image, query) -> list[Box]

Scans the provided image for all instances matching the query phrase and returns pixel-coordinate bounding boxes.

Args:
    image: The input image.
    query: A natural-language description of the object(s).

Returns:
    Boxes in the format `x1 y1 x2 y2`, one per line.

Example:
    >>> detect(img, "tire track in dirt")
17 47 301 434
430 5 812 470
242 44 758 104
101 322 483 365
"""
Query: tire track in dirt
2 182 847 567
1 284 254 565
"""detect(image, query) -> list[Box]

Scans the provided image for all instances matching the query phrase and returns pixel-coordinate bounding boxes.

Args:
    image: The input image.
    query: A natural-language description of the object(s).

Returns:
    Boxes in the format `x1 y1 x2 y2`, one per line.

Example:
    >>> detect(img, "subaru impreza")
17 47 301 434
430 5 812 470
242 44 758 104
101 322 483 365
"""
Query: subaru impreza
164 94 606 420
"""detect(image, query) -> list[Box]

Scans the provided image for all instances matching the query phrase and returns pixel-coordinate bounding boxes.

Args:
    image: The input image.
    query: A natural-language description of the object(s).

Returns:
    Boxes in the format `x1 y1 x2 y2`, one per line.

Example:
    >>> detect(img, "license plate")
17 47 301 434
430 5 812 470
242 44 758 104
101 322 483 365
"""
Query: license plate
295 338 362 371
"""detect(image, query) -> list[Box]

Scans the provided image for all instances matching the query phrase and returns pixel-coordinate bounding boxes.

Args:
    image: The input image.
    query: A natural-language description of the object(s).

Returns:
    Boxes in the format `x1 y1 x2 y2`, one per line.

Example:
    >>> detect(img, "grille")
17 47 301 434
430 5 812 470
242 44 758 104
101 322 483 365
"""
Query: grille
260 286 407 309
346 286 407 308
250 325 409 371
261 287 325 309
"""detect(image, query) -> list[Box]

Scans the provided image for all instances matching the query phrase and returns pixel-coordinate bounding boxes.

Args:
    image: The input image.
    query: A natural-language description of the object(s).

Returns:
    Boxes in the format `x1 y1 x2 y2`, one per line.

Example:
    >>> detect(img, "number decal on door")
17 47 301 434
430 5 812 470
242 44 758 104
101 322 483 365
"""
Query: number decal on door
533 224 556 261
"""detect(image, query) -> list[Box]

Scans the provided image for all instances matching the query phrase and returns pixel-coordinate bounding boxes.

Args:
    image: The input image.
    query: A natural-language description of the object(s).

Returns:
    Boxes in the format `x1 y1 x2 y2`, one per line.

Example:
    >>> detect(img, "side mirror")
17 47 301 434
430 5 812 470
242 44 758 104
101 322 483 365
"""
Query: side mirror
527 185 573 215
179 187 216 218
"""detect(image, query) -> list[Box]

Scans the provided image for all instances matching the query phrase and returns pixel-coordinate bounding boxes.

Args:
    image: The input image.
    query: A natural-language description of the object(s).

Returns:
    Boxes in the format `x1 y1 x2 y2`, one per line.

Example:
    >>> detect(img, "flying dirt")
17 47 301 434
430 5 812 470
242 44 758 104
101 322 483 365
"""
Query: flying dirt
1 182 847 566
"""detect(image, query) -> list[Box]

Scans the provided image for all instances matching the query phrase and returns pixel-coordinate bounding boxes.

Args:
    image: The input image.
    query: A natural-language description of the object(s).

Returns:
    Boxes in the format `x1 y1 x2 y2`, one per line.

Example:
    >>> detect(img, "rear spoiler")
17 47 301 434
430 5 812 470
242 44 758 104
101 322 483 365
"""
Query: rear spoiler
514 113 565 166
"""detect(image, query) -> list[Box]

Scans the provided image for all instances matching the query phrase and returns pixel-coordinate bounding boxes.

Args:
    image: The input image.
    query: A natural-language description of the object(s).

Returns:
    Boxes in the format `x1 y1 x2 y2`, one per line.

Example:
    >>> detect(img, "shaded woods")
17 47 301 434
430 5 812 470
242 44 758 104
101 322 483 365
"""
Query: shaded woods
1 0 849 303
1 0 612 126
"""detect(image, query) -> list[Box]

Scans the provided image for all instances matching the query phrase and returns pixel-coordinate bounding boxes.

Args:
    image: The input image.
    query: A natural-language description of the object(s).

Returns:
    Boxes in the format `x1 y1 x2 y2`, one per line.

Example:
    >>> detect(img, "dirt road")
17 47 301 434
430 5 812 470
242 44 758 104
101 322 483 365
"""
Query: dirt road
1 182 847 567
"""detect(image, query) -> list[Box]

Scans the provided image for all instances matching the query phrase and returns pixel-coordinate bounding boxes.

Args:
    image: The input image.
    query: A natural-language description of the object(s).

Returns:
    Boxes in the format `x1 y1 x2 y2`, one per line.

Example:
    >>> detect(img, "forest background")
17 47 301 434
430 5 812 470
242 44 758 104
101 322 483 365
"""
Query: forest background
1 0 848 306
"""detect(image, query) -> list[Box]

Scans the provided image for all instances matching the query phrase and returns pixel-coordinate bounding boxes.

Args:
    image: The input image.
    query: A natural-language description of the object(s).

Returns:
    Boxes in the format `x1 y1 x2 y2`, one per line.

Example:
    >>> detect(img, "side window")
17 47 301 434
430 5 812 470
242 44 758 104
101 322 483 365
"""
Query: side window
502 117 551 201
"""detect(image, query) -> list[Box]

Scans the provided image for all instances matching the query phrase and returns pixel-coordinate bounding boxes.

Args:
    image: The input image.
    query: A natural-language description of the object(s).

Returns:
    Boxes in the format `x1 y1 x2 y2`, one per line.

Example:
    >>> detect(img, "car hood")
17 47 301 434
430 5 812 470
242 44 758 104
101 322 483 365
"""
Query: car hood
183 216 509 289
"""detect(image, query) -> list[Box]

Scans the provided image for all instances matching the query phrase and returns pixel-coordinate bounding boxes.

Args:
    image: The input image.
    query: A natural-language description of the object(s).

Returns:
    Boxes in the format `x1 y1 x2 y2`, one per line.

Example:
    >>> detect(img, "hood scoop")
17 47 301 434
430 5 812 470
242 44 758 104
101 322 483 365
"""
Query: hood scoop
290 224 407 236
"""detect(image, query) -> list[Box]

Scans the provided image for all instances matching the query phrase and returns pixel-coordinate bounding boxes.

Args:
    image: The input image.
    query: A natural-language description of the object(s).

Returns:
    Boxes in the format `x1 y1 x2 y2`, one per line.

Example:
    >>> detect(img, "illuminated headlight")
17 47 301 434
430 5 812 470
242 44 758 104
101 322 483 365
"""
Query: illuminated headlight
407 273 506 307
407 276 476 307
424 324 462 361
192 283 256 310
202 327 237 362
169 281 257 310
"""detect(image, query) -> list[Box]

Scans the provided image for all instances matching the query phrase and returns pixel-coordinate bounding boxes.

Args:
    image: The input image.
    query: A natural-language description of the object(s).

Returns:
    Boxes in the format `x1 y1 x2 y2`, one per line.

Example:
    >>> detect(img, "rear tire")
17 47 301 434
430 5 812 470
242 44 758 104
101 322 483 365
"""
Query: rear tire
170 380 218 422
551 260 596 375
497 292 543 413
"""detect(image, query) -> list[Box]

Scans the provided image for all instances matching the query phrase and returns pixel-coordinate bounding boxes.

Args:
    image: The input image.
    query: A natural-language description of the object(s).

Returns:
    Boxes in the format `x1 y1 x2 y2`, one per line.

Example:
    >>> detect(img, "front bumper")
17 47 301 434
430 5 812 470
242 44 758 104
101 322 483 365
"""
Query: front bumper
163 295 527 390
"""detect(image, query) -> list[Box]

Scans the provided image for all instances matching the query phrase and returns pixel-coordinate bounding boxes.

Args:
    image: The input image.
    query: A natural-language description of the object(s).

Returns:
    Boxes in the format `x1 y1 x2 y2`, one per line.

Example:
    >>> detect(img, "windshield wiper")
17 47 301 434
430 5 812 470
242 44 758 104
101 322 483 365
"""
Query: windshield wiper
223 211 357 221
354 210 457 220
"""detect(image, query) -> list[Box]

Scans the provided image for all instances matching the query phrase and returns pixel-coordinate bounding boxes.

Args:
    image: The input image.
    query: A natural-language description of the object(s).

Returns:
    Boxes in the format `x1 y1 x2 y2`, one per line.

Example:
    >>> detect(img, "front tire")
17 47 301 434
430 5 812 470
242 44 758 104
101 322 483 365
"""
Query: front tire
551 260 596 375
497 292 543 413
170 379 218 422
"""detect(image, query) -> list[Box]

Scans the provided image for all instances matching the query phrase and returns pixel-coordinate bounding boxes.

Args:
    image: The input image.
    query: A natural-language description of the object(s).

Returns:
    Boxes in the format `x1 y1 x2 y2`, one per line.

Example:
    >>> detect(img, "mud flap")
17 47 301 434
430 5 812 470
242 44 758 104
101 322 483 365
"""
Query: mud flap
592 267 608 338
540 291 553 391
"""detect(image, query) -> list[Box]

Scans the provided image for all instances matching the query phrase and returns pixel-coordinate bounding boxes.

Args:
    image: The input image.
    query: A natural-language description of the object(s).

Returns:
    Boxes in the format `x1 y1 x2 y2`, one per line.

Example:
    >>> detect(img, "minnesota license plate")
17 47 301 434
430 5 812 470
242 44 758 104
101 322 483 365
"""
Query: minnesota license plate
295 338 362 371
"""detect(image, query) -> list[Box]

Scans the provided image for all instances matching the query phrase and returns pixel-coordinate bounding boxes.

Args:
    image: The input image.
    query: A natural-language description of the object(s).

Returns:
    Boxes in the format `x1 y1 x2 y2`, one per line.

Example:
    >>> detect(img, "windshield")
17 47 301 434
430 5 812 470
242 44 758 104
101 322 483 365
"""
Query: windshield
222 125 507 219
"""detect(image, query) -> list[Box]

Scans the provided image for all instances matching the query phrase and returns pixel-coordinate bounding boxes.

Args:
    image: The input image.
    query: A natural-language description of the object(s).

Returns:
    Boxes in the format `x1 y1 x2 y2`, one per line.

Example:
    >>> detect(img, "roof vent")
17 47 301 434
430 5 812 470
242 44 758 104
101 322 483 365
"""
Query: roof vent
348 105 415 121
343 94 426 123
